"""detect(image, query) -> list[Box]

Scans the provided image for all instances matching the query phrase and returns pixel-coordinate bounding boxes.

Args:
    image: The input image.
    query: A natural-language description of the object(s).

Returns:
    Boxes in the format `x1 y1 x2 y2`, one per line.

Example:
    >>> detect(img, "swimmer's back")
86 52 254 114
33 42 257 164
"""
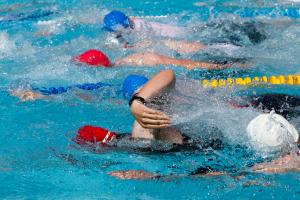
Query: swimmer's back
133 18 187 38
250 94 300 118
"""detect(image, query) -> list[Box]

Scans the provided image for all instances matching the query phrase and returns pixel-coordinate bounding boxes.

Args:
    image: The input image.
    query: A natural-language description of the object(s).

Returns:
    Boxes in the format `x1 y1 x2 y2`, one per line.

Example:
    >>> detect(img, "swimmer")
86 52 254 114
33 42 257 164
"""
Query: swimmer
9 54 227 103
73 69 223 154
10 48 229 102
108 111 300 180
74 49 229 70
102 10 267 55
103 11 208 54
103 10 188 39
230 93 300 119
102 10 207 53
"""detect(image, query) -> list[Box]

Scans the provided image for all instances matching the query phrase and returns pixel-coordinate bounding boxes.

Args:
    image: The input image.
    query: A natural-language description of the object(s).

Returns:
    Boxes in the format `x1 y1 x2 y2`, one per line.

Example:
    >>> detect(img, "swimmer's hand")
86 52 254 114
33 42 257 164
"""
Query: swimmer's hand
130 100 171 129
182 61 229 70
10 90 45 101
252 154 300 174
109 170 158 180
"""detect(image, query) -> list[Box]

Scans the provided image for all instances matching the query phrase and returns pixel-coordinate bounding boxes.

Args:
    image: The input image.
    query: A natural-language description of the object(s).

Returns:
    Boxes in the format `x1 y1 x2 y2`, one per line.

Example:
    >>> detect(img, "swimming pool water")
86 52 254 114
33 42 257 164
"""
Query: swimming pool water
1 0 300 199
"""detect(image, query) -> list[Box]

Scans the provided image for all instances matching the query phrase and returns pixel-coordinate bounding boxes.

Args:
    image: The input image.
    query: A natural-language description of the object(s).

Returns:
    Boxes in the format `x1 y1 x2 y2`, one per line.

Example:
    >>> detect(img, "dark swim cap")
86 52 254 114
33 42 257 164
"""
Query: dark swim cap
103 10 130 31
122 75 148 100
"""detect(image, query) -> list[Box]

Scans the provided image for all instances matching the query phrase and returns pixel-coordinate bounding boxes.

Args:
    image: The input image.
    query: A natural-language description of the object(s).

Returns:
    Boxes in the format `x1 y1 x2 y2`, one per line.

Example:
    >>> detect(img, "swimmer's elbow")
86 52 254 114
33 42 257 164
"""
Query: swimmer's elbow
160 69 176 84
161 69 175 77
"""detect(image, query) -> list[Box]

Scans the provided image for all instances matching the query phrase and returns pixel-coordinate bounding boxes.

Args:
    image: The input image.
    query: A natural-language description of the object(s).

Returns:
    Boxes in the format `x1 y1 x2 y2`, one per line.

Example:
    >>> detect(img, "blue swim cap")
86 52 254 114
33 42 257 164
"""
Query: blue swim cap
122 75 148 100
103 10 130 31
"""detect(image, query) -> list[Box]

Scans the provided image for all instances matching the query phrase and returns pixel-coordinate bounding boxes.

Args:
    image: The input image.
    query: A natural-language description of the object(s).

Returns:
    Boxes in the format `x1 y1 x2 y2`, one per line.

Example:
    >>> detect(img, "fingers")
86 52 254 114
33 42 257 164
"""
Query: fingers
136 107 171 128
141 118 171 125
131 102 171 128
142 107 171 120
139 114 171 128
139 123 171 129
138 120 170 129
142 112 170 121
139 117 171 129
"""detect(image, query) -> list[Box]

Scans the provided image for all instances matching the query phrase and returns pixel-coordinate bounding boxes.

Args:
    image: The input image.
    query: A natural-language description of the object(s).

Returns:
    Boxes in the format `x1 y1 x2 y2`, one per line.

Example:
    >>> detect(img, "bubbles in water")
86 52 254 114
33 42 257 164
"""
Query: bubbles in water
0 32 16 57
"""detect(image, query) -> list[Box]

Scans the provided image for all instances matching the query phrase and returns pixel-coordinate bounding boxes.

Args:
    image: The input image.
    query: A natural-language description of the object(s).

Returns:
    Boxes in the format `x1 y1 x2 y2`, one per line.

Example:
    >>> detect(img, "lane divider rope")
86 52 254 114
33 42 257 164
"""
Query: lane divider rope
202 74 300 88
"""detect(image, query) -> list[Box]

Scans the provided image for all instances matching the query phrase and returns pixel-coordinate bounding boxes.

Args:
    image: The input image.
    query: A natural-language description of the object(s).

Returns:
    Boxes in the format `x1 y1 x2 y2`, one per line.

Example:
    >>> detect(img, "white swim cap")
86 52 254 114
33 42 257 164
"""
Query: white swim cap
246 111 299 150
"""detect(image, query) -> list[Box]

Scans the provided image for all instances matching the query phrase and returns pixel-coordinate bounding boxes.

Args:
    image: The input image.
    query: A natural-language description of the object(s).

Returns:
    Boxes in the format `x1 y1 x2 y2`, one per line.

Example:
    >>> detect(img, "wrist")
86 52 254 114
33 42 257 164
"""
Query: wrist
129 94 146 107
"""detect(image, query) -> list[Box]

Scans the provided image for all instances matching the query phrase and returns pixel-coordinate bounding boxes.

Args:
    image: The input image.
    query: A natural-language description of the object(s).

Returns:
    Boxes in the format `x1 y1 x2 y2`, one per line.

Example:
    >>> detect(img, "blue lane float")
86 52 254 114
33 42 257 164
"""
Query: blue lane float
32 82 112 96
0 9 54 25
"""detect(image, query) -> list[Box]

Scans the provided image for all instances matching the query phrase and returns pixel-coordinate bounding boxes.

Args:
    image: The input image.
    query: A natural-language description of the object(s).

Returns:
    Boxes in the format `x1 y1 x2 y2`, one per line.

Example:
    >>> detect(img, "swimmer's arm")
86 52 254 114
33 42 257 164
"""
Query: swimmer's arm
130 70 174 128
168 56 229 70
174 59 229 70
114 52 166 67
251 154 300 174
127 39 205 54
114 52 225 70
137 69 175 99
109 169 226 180
10 90 48 102
162 39 206 54
109 170 159 180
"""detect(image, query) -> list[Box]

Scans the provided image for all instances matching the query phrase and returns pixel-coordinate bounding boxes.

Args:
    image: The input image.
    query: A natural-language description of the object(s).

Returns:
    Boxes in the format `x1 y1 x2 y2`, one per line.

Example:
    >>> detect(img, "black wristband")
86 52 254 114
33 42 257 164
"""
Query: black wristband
129 95 146 107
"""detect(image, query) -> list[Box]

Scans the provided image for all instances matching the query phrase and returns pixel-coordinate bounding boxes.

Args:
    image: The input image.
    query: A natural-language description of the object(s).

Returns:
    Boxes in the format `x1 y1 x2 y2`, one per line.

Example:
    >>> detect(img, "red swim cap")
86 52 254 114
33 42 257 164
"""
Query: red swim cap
76 125 116 144
74 49 111 67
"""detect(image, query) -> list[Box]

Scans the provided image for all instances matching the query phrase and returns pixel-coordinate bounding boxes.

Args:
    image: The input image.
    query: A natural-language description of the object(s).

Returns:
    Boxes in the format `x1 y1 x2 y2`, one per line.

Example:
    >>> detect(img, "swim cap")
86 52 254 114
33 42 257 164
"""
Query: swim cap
103 10 130 31
122 75 148 100
246 111 299 150
74 49 111 67
76 125 116 144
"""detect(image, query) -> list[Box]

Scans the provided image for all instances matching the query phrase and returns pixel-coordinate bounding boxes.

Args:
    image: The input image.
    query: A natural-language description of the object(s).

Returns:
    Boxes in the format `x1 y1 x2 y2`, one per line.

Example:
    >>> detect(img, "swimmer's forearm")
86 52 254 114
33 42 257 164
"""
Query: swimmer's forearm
179 60 228 70
138 69 175 100
162 40 206 54
10 90 48 101
251 154 300 174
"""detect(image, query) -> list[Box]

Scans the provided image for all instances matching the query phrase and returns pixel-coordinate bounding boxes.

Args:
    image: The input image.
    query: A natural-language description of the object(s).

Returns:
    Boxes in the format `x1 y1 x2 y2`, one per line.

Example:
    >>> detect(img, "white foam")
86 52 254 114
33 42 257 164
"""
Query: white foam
0 32 16 56
281 0 300 3
207 43 242 56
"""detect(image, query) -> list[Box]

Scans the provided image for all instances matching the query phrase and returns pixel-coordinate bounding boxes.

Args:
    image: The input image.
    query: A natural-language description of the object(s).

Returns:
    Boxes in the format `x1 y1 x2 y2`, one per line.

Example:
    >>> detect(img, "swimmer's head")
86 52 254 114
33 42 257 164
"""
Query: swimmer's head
76 125 116 145
122 75 148 100
246 111 299 152
74 49 111 67
103 10 131 32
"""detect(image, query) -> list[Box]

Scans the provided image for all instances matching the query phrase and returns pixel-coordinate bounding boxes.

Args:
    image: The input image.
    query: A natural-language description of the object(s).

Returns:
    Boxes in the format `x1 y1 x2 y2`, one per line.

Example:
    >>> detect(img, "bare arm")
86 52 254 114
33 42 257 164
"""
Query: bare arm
130 70 174 129
136 69 175 99
176 59 228 70
251 154 300 174
128 39 205 54
115 52 227 70
114 52 166 67
109 169 225 180
109 170 159 180
162 39 206 54
10 90 47 101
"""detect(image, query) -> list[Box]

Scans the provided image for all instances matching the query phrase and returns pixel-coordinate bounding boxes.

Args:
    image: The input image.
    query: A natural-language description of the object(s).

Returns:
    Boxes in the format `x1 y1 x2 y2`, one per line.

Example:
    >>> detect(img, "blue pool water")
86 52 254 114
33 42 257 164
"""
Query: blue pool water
1 0 300 199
